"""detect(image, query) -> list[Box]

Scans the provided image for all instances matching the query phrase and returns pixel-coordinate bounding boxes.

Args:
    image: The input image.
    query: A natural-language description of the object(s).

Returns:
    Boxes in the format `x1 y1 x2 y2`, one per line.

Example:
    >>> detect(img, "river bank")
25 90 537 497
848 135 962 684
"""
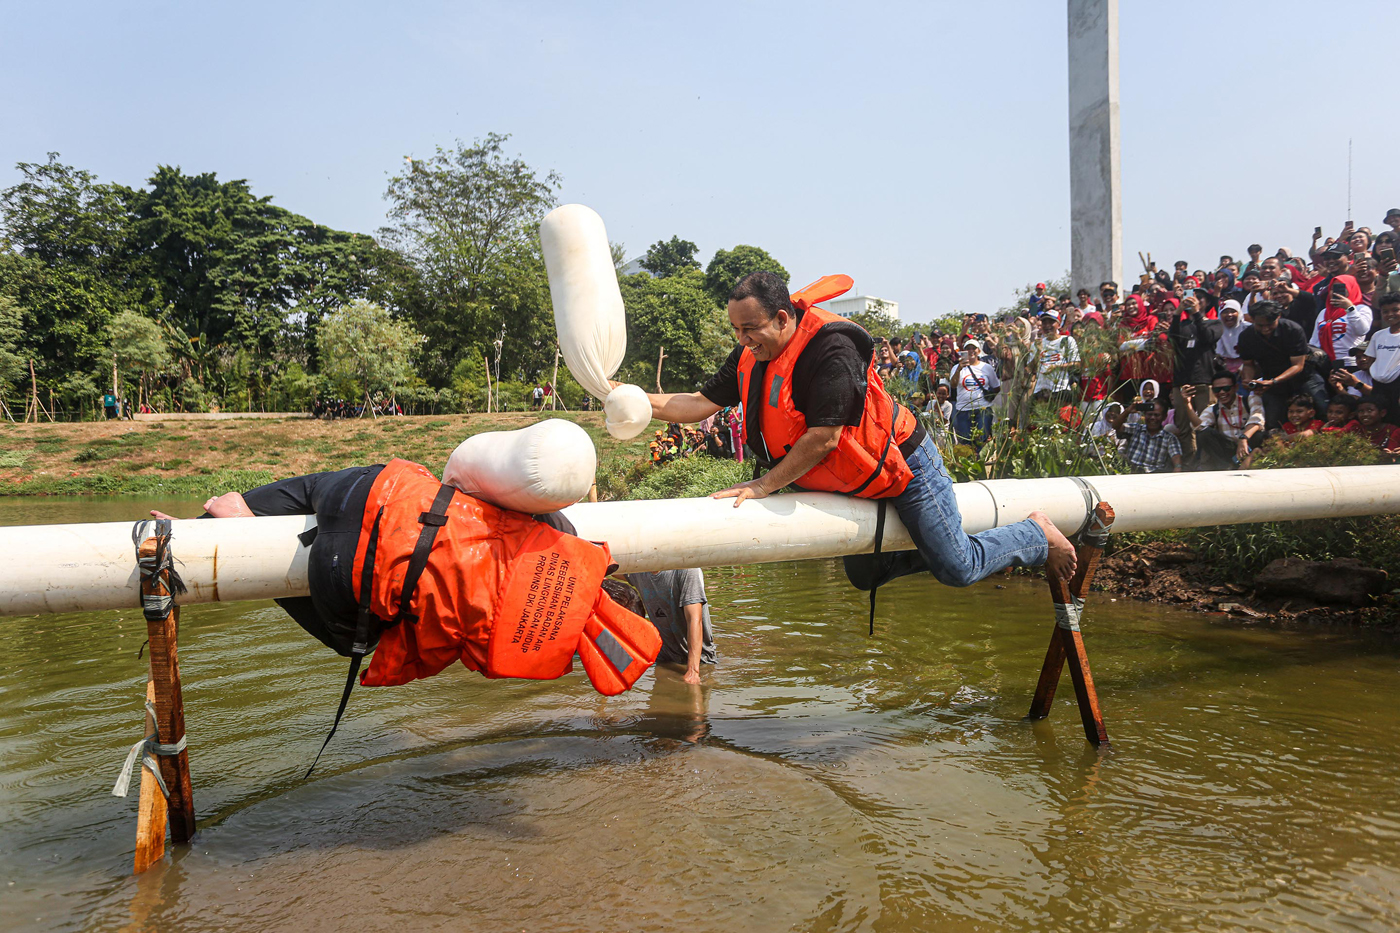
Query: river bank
1083 538 1399 628
0 412 648 496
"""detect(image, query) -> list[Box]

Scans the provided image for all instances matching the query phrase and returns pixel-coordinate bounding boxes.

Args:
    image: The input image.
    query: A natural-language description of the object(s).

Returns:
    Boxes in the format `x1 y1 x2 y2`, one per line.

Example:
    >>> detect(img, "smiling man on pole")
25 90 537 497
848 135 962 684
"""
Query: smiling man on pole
621 272 1076 591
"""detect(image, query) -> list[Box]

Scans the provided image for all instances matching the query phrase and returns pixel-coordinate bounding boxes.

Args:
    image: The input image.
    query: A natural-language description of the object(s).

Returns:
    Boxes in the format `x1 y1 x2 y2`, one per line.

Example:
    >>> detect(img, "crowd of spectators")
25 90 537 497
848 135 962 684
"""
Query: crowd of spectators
870 210 1400 474
647 407 745 465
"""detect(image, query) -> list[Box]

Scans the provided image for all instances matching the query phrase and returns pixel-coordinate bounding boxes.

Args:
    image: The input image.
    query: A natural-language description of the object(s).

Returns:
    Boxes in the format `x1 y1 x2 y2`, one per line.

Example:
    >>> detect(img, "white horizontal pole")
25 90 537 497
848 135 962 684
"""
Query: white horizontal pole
1 465 1396 617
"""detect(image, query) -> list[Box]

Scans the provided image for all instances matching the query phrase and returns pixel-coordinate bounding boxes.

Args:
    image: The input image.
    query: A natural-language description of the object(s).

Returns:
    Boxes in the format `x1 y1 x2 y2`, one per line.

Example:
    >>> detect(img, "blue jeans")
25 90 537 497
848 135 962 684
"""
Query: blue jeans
890 434 1048 587
953 407 993 446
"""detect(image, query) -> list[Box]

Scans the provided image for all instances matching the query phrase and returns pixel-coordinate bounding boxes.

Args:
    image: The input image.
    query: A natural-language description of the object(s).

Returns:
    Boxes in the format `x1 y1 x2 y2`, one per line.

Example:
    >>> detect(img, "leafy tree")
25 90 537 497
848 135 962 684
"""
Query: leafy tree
618 270 731 392
379 133 560 383
0 155 385 411
110 309 171 408
703 245 789 306
129 165 381 363
318 300 423 409
641 236 700 278
0 155 134 378
0 296 27 403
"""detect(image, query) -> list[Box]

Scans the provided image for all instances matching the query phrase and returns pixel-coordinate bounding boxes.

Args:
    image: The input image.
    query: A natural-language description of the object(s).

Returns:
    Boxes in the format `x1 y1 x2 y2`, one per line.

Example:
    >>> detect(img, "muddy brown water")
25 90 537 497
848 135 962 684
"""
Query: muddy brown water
1 497 1398 932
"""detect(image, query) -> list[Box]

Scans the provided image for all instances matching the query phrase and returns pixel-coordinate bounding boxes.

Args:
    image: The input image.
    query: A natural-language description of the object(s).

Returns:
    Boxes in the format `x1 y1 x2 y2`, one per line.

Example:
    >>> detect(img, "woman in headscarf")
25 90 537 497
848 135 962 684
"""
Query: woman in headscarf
889 349 925 402
1310 274 1373 361
1115 294 1171 395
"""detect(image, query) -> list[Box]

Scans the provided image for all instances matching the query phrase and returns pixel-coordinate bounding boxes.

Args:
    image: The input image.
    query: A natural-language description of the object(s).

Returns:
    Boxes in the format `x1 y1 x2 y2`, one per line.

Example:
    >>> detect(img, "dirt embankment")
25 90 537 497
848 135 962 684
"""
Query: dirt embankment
0 411 648 495
1087 541 1397 627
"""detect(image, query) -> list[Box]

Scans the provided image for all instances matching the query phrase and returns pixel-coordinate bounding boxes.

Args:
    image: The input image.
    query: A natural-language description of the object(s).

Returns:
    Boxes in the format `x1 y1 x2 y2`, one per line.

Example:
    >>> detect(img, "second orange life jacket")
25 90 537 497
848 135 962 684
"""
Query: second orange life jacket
349 459 659 695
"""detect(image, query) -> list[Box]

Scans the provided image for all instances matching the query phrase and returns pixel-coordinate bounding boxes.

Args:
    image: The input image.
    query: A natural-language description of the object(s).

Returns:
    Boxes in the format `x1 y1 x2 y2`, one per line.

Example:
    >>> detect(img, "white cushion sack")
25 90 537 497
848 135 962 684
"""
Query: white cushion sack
443 419 597 513
540 204 653 439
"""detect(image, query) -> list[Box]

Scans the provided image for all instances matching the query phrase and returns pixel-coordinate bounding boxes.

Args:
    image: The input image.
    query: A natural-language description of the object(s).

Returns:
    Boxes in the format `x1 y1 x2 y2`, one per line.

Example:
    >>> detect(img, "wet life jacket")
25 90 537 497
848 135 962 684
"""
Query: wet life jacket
736 275 919 499
309 459 660 774
354 459 657 692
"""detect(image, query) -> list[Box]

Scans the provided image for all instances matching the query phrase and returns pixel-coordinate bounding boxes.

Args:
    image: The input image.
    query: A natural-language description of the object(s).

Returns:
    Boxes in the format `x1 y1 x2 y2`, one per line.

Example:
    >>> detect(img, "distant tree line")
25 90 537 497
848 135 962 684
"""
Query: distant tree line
0 134 791 418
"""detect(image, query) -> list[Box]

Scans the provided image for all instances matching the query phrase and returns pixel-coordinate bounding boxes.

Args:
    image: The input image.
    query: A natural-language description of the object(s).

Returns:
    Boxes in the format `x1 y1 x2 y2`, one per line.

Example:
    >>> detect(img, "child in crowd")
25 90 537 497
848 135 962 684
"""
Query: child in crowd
1275 394 1323 444
1320 394 1361 434
1352 398 1400 453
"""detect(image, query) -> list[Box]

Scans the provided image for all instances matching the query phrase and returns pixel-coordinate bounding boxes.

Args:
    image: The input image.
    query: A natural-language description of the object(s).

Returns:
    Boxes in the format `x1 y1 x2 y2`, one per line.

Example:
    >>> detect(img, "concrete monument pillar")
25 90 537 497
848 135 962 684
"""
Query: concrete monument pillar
1067 0 1122 297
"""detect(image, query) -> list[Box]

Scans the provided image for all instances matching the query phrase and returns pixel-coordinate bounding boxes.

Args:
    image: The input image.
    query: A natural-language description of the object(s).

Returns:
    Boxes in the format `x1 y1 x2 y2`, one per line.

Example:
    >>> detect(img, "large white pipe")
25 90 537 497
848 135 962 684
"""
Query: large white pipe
1 465 1396 617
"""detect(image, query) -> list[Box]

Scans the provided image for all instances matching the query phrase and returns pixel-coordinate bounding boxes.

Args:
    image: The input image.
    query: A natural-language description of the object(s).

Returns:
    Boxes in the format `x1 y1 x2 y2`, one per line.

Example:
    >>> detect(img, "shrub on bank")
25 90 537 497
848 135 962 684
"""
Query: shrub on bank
599 453 748 502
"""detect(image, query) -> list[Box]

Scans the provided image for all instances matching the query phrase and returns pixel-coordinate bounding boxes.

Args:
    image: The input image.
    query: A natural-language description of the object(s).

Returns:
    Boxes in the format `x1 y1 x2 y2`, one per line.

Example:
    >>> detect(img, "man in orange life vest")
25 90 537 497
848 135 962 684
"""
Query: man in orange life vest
620 272 1077 591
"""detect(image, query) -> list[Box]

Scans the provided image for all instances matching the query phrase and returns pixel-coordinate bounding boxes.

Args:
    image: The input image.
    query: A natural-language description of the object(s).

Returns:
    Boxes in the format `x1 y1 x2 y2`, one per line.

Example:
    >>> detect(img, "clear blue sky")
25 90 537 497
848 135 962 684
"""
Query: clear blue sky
3 0 1397 321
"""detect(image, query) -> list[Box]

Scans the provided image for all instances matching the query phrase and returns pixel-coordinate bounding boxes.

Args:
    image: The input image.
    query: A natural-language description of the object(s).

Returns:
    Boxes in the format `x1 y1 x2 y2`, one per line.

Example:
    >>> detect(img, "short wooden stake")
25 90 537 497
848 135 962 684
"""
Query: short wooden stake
138 538 196 846
132 679 168 873
1027 502 1114 746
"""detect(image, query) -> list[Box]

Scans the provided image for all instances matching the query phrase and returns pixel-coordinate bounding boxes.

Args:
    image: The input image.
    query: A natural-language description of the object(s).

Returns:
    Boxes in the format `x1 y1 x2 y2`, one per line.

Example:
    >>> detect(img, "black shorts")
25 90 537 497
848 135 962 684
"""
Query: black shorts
242 465 384 656
241 465 580 657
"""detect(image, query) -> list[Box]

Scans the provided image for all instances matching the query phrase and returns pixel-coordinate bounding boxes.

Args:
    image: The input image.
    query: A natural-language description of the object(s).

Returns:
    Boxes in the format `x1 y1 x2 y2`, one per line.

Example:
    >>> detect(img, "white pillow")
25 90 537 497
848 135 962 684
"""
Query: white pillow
443 419 597 513
540 204 652 440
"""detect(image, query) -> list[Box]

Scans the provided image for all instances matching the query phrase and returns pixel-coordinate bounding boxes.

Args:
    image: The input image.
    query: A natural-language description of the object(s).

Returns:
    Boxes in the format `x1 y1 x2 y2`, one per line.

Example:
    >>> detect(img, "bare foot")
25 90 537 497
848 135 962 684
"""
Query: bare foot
149 509 179 521
203 492 256 518
1029 511 1077 583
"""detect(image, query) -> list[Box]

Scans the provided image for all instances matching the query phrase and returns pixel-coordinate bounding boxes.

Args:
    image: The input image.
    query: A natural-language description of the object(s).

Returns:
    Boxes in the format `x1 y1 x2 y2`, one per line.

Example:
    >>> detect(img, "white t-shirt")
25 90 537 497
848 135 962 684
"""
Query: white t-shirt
1365 328 1400 384
1033 334 1080 393
1310 304 1373 360
1216 320 1250 361
953 361 1000 411
925 398 953 421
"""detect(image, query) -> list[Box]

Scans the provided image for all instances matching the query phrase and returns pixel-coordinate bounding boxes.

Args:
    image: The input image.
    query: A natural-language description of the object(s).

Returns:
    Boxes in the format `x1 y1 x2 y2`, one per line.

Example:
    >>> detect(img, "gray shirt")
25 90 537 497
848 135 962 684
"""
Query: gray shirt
629 569 716 666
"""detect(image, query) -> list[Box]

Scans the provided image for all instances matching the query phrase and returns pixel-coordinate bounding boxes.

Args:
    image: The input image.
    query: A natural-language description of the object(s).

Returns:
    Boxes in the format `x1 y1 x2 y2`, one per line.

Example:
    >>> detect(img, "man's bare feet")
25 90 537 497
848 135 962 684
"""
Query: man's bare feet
149 509 178 521
203 492 256 518
1029 511 1077 583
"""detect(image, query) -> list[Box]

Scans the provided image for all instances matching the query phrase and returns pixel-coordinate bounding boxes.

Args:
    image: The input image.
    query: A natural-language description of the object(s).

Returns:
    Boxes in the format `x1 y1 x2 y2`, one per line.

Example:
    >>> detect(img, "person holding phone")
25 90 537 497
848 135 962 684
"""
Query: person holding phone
1310 275 1372 362
1237 301 1330 429
1311 243 1354 305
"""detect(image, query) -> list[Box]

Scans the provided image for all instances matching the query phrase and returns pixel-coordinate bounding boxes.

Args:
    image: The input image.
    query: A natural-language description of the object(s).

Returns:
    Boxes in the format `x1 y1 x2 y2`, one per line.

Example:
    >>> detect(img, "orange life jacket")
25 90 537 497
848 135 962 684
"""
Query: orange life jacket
351 459 659 696
735 275 918 498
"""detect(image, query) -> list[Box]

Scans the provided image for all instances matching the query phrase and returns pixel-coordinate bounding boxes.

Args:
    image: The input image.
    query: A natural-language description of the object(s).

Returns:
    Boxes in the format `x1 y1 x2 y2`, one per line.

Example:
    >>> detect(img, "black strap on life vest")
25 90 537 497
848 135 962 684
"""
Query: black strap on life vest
304 484 456 779
849 401 902 499
867 499 887 637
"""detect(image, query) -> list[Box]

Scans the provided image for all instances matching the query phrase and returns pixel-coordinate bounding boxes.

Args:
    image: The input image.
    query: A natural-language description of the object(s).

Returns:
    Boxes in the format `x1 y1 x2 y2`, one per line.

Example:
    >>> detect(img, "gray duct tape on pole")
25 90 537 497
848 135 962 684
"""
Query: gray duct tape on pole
1068 476 1102 538
112 700 188 798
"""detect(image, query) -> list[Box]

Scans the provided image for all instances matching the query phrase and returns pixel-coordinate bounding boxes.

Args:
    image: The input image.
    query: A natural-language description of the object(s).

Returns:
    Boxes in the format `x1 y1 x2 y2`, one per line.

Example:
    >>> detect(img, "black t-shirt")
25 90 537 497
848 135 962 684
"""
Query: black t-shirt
1284 292 1318 338
699 322 867 428
1236 318 1311 382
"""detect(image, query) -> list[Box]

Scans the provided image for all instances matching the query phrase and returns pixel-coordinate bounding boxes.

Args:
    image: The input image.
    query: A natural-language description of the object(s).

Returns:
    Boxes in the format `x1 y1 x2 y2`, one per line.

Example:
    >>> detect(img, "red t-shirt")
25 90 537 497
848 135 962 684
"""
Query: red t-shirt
1350 421 1400 448
1321 420 1361 434
1282 419 1323 435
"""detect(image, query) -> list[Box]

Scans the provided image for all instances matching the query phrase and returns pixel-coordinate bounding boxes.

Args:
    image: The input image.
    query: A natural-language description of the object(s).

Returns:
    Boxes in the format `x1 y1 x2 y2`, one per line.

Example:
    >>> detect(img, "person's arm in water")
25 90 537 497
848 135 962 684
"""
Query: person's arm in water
683 602 704 685
710 424 843 507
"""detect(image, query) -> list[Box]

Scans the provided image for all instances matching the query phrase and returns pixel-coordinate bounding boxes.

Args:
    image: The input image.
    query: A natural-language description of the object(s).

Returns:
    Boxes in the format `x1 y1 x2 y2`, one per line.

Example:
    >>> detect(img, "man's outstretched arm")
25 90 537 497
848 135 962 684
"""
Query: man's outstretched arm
150 491 255 521
612 380 721 424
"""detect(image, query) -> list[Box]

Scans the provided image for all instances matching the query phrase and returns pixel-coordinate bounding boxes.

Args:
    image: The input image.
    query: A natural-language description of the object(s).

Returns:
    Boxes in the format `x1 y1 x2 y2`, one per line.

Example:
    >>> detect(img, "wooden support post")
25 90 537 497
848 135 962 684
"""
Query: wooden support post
483 352 494 413
138 538 196 844
1027 501 1114 746
132 679 168 873
549 345 560 411
26 358 38 423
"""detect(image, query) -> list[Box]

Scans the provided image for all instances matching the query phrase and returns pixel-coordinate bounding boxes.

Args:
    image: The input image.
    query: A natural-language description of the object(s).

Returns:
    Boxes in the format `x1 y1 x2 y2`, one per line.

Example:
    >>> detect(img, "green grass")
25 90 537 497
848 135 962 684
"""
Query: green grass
7 468 278 497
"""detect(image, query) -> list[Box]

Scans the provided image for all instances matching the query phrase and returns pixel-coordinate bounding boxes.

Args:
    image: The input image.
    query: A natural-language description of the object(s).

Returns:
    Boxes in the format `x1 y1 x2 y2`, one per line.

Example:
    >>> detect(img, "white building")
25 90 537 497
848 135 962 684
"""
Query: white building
822 294 900 321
